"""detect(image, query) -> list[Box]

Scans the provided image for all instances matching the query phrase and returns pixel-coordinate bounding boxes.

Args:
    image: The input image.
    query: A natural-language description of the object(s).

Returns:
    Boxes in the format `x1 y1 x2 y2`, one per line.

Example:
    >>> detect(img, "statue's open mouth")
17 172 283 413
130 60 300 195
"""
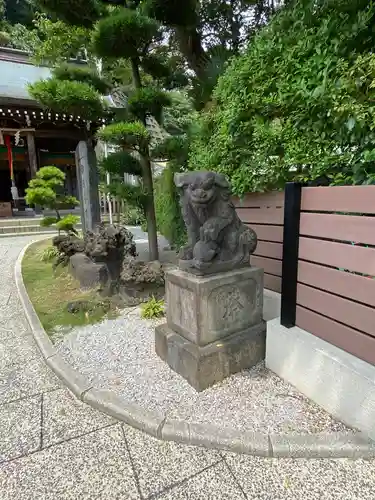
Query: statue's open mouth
190 193 215 205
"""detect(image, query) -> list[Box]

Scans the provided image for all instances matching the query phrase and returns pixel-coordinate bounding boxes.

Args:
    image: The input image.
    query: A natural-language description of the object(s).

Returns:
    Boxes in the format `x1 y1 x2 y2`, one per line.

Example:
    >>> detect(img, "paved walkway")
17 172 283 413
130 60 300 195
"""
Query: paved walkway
1 236 374 500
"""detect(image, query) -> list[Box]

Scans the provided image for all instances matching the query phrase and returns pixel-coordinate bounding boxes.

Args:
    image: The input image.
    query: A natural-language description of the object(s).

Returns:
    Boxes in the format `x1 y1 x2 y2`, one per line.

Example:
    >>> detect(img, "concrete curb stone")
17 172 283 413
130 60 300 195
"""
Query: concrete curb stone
270 432 375 459
83 388 165 438
46 354 93 400
14 240 375 459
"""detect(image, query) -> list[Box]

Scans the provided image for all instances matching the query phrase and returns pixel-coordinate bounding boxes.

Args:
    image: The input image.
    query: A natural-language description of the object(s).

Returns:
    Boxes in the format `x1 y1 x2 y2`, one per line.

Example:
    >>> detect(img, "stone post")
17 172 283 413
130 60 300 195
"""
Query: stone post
75 140 101 233
26 132 38 179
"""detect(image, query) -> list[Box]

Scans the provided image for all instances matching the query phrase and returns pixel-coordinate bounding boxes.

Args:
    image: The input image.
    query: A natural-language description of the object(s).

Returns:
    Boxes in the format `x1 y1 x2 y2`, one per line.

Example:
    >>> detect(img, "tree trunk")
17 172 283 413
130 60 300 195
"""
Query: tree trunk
175 26 207 80
141 155 159 261
130 57 142 88
130 56 159 260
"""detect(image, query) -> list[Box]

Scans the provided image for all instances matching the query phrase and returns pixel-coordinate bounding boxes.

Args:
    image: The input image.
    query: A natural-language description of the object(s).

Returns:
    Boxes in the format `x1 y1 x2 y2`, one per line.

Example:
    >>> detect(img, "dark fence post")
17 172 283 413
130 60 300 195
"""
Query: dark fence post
280 182 302 328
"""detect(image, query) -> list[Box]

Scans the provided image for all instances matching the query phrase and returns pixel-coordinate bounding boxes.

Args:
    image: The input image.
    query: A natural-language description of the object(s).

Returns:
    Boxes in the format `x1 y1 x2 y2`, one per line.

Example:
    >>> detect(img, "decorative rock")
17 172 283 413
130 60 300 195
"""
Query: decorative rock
175 171 257 275
119 259 165 306
69 253 109 290
53 235 85 266
84 224 136 283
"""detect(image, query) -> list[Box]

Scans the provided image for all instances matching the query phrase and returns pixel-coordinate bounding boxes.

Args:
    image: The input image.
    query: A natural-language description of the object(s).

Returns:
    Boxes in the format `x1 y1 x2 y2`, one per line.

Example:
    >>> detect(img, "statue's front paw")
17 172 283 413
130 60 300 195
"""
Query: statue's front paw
179 245 193 260
200 223 219 242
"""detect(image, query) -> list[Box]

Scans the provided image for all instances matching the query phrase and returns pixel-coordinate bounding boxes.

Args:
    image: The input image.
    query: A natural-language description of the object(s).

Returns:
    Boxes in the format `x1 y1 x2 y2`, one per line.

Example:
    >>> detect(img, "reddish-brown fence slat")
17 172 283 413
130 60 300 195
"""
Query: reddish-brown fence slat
254 241 283 260
249 224 284 243
264 274 282 293
296 306 375 366
233 191 285 208
298 261 375 309
299 237 375 276
236 208 284 225
300 212 375 246
301 185 375 214
252 256 282 276
297 283 375 337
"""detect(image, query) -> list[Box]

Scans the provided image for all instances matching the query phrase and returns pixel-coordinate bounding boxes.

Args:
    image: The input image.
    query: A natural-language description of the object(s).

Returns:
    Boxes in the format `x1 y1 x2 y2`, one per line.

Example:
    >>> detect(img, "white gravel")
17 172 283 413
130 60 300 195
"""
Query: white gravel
56 308 353 434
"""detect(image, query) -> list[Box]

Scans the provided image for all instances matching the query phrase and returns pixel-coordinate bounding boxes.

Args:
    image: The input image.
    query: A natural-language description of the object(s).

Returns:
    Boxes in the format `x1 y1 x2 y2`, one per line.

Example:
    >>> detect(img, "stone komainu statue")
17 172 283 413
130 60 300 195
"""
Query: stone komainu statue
175 171 257 274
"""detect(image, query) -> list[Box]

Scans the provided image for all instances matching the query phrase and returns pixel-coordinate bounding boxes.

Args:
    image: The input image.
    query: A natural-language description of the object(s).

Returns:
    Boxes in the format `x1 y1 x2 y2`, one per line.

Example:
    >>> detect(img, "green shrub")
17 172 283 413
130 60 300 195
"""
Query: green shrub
53 63 111 95
141 296 165 319
100 151 142 177
56 215 80 234
40 246 60 263
97 121 150 148
122 206 146 226
128 87 171 123
93 8 159 59
189 0 375 193
28 78 105 121
153 163 186 249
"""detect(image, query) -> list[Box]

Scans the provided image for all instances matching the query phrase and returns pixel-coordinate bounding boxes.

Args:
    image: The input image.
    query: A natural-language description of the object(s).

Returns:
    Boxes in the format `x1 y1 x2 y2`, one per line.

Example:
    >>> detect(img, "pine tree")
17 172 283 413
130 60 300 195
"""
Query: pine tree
31 0 188 260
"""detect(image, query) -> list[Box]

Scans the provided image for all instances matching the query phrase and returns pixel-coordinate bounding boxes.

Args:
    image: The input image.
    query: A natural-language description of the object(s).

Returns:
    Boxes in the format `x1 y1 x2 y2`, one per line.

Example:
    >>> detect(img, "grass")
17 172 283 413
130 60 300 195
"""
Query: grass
22 239 119 337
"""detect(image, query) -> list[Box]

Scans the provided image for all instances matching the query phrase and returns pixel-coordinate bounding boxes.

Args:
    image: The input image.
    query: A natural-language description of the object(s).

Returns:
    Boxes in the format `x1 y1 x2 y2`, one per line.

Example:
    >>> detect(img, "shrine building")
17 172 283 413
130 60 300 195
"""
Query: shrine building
0 47 95 217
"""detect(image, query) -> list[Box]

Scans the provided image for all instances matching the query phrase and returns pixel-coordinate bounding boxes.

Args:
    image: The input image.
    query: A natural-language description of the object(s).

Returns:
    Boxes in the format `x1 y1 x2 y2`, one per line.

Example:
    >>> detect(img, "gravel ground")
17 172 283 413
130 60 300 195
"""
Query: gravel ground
56 307 353 435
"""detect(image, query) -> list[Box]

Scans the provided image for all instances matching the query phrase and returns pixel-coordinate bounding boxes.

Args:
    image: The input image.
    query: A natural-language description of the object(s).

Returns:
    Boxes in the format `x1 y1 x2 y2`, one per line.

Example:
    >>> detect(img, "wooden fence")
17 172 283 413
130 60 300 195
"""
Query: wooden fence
234 191 284 293
295 185 375 366
100 192 123 216
235 185 375 366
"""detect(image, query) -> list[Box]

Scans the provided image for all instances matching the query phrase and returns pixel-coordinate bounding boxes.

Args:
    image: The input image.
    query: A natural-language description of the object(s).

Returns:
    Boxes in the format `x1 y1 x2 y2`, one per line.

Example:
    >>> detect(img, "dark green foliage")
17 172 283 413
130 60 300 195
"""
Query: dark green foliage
122 205 146 225
4 0 36 27
28 78 105 121
140 54 189 90
100 150 142 176
97 121 150 148
189 0 375 193
36 0 102 27
152 136 188 161
140 54 171 80
93 8 159 59
142 0 197 27
189 45 233 110
128 88 171 123
53 64 111 95
153 164 186 249
164 72 189 90
105 180 147 208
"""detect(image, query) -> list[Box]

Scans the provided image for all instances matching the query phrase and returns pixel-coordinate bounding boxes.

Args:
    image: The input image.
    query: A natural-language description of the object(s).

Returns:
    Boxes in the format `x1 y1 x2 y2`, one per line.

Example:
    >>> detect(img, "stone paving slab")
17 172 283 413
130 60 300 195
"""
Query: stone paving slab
224 453 375 500
0 358 61 405
42 388 116 447
0 425 140 500
123 423 221 498
154 462 246 499
0 330 40 370
0 314 30 336
0 395 41 463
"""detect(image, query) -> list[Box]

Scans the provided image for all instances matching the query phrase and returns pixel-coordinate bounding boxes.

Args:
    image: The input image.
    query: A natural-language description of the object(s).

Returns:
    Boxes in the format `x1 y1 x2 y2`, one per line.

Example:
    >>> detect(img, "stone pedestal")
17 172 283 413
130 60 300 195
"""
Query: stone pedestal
155 267 266 391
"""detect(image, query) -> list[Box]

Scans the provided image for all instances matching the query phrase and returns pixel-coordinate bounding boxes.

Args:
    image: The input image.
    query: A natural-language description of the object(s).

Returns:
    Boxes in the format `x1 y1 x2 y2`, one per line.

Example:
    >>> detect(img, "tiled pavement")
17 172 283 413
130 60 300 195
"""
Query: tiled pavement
1 236 375 500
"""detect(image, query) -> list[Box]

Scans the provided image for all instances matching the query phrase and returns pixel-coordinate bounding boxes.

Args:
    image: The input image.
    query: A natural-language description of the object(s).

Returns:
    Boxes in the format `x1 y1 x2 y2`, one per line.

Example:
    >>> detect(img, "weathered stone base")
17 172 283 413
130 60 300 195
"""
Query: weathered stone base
155 321 266 392
69 253 109 289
